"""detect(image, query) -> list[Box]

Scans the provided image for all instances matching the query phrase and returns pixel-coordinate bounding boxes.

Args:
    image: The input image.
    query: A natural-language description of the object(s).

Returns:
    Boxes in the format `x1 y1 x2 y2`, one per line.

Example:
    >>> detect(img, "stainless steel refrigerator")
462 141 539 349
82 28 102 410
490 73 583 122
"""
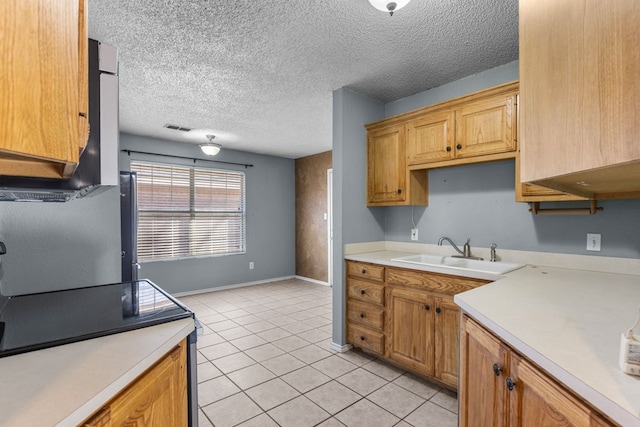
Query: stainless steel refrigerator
120 171 139 282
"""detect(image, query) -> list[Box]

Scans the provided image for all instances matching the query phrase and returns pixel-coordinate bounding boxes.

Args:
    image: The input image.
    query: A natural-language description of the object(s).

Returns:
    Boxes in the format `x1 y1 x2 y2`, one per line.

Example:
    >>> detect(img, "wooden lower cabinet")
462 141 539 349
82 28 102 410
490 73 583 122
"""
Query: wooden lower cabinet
459 314 616 427
386 286 434 375
434 296 460 387
345 260 488 390
81 339 188 427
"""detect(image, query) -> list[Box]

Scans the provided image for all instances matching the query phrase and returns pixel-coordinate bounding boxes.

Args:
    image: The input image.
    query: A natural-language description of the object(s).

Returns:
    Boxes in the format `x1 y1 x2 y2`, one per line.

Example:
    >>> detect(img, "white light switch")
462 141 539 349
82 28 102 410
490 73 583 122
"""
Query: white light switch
586 233 601 251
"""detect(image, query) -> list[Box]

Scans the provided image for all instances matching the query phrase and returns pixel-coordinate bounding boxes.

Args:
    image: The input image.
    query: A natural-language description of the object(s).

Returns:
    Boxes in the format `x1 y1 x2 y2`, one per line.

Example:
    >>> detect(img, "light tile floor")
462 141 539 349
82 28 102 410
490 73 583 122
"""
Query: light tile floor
178 278 458 427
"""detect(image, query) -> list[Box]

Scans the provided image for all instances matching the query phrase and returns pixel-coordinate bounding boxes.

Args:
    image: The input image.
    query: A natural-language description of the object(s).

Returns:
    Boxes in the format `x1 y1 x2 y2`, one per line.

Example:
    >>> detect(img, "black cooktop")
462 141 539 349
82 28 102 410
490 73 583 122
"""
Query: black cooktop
0 280 193 358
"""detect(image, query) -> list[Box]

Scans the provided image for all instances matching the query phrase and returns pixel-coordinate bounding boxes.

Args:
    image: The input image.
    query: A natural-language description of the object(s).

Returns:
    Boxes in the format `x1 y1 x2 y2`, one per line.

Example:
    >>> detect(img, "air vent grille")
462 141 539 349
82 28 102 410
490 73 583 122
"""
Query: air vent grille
163 124 193 132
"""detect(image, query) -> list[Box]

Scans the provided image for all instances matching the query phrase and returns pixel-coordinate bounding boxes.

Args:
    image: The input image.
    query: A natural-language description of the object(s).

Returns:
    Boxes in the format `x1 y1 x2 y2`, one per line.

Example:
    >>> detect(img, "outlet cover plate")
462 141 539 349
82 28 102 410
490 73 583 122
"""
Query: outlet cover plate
411 229 419 241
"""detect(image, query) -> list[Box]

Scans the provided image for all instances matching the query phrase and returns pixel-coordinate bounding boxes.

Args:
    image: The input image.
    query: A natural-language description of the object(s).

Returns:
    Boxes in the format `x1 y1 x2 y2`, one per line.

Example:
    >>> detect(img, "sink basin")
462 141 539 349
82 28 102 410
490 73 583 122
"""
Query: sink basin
440 257 525 274
391 254 525 275
391 254 445 265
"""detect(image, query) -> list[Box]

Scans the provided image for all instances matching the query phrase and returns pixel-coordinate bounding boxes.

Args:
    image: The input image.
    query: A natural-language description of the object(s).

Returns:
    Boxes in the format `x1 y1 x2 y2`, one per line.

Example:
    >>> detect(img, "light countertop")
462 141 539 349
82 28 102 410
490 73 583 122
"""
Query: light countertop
345 248 640 426
0 317 195 427
456 266 640 427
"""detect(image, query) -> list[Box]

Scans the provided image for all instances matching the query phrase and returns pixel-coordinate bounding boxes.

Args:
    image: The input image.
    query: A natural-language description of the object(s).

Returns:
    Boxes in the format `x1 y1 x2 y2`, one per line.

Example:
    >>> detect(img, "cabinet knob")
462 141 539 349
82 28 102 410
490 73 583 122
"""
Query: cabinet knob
506 377 516 391
397 188 403 194
424 304 430 311
360 336 366 341
456 144 462 150
360 289 366 295
493 363 502 376
435 307 441 314
361 269 366 274
446 146 452 152
360 312 365 319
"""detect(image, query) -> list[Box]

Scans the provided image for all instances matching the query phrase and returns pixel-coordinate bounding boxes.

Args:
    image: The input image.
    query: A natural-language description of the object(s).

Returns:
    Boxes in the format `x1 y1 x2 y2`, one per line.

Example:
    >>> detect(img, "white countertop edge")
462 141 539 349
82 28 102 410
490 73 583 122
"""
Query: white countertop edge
345 252 506 282
344 241 640 276
455 299 637 427
61 318 195 426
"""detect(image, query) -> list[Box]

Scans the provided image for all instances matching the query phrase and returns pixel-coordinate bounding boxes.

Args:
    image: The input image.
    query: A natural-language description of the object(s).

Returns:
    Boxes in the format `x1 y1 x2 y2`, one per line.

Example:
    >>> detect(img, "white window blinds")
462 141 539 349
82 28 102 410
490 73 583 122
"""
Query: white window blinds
131 161 246 261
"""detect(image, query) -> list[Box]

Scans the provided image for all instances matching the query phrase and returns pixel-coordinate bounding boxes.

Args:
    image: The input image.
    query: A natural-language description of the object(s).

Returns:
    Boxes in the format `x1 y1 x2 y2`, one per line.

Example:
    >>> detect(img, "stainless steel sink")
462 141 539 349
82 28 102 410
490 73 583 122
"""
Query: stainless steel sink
391 254 525 275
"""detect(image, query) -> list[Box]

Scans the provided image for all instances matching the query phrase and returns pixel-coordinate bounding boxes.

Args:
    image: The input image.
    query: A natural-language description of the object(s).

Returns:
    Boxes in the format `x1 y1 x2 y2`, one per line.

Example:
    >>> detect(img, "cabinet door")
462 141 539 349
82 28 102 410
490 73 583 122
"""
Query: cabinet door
459 316 509 427
508 353 611 427
519 0 640 197
455 94 516 159
434 296 459 389
0 0 86 178
407 110 455 165
367 124 407 204
83 341 188 426
386 287 434 375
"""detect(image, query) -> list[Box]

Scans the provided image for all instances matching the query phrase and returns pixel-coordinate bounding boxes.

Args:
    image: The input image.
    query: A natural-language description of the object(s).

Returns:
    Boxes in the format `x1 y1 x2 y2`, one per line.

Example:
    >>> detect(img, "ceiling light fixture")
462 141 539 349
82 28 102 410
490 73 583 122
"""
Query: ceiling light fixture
200 135 222 156
368 0 412 16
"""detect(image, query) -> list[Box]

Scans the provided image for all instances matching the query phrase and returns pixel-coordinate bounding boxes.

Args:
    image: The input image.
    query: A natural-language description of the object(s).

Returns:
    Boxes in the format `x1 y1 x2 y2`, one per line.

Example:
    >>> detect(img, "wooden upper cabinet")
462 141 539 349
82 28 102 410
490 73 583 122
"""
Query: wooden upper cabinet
405 82 519 169
0 0 88 179
366 123 428 206
367 124 407 204
407 110 455 165
519 0 640 199
455 94 516 159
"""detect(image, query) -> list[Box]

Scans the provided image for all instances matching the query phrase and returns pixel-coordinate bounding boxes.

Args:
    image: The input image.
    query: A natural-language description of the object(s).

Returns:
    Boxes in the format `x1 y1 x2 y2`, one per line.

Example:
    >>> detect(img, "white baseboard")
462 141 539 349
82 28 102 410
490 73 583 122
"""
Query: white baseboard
330 342 353 353
172 275 296 297
295 275 331 287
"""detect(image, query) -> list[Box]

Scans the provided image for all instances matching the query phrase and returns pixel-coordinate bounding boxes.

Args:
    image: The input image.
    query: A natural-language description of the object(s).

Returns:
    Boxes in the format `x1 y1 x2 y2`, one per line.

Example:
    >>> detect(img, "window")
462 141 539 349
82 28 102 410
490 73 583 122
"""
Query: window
131 161 246 261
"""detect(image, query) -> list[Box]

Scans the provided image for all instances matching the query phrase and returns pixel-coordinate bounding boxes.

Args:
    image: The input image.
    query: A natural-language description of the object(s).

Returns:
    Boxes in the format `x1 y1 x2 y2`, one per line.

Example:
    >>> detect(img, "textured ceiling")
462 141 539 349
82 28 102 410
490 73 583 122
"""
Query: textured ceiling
88 0 519 159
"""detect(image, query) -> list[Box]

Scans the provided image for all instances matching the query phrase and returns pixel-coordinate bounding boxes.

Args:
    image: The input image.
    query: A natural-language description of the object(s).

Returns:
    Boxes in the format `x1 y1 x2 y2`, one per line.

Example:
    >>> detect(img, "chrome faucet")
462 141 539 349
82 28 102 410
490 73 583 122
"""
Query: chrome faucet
490 243 497 262
438 237 483 260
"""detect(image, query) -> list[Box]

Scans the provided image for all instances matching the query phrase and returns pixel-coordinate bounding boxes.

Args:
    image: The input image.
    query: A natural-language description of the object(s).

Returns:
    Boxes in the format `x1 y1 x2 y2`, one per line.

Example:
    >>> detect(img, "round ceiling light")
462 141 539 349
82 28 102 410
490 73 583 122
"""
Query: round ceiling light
200 134 222 156
368 0 412 16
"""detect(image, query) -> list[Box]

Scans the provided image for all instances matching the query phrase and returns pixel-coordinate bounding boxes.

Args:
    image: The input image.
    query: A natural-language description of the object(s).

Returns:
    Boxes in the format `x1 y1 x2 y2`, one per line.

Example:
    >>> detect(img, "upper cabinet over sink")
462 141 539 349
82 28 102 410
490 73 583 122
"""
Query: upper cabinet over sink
365 82 518 207
0 0 89 179
407 87 517 167
519 0 640 199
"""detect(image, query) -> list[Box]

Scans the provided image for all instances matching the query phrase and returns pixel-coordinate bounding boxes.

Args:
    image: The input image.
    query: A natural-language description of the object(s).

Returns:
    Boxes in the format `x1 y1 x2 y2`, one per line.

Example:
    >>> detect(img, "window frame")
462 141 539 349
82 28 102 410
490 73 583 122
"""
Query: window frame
131 160 247 262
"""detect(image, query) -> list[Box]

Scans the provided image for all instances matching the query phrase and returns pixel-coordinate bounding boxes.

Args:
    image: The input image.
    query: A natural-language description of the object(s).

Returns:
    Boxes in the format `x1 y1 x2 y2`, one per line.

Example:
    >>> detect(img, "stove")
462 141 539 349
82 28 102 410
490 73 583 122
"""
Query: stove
0 279 194 358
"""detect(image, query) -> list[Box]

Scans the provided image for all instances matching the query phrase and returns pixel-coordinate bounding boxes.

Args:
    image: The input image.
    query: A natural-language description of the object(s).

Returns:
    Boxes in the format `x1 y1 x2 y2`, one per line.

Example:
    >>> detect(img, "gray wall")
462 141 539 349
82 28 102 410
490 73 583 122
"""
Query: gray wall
331 59 640 346
120 133 296 295
386 160 640 258
383 60 640 259
331 88 385 346
0 188 121 296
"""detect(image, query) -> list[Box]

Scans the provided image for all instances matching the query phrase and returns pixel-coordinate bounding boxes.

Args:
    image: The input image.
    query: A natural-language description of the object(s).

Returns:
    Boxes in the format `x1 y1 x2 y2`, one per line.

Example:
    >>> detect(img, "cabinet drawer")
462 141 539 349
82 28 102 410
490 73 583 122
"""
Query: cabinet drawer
347 300 384 329
347 279 385 305
347 262 385 282
347 324 385 355
387 267 489 295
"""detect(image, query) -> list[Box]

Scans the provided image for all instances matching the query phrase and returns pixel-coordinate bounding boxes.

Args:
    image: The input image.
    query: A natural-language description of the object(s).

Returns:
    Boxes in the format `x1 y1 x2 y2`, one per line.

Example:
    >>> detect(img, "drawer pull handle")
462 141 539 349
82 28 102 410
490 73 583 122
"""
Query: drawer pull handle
435 307 441 314
493 363 502 376
360 289 366 295
424 304 430 311
506 377 516 391
361 269 366 274
360 312 365 319
360 336 366 341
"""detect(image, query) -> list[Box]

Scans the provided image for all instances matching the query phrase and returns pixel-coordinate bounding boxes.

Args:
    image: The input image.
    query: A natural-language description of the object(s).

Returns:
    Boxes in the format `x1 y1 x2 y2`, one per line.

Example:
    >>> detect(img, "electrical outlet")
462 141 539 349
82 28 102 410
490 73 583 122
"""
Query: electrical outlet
411 228 419 241
249 261 255 269
586 233 601 251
